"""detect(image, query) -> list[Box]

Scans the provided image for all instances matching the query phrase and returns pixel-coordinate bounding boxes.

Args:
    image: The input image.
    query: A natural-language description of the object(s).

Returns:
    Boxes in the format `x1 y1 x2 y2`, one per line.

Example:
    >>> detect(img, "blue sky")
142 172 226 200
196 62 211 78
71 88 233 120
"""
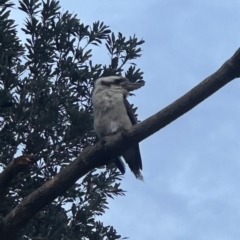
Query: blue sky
11 0 240 239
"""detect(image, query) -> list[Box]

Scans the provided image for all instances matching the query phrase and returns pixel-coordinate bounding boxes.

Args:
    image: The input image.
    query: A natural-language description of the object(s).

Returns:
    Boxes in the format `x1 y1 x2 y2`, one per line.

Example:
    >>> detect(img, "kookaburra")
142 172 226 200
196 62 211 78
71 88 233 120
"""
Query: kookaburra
92 76 144 180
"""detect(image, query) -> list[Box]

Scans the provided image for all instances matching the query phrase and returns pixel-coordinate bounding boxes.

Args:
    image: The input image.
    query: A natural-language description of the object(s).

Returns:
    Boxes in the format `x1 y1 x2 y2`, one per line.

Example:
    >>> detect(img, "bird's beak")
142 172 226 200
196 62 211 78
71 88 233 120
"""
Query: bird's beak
122 80 145 92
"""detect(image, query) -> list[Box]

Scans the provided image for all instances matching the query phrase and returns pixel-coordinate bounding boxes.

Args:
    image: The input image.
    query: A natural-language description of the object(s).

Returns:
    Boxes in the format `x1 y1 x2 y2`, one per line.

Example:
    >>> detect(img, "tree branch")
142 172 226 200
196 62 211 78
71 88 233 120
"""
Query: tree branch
0 48 240 239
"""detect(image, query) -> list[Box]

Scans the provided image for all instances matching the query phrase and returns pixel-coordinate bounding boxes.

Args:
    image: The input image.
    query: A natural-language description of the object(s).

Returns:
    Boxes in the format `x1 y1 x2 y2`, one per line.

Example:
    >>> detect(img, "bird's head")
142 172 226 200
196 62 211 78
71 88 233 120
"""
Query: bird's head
93 76 145 96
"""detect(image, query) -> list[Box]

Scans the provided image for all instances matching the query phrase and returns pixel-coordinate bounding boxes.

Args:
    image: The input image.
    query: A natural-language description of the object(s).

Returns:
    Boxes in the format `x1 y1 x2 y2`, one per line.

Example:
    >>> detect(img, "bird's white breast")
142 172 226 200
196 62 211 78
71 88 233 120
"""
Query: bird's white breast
92 89 131 138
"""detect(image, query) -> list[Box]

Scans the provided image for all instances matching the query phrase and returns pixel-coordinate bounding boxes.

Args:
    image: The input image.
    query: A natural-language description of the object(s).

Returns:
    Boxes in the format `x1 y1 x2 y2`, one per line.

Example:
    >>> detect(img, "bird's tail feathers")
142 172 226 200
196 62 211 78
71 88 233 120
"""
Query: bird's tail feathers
114 156 126 174
122 147 143 181
133 170 144 181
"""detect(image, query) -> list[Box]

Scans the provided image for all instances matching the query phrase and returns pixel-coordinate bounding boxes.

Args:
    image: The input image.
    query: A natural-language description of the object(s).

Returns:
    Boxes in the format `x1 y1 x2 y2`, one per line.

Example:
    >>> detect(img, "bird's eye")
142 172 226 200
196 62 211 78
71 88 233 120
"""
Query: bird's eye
101 81 111 87
114 78 125 84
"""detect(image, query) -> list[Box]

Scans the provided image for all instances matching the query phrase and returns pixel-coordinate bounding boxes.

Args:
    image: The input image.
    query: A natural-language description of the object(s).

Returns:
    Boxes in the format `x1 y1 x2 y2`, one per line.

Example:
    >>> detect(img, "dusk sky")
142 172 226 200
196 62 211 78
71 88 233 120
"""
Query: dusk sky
11 1 240 239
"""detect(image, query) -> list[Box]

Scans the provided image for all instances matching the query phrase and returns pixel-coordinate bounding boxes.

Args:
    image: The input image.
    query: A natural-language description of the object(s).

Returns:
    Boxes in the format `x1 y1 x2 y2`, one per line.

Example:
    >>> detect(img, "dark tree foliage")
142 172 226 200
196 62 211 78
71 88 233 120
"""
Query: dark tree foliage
0 0 144 239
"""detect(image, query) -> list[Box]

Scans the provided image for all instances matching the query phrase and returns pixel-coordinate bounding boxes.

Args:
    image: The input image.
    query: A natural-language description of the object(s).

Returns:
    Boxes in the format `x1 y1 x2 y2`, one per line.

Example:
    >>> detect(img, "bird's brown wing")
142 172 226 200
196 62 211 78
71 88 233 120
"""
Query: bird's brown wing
123 98 143 178
124 98 138 125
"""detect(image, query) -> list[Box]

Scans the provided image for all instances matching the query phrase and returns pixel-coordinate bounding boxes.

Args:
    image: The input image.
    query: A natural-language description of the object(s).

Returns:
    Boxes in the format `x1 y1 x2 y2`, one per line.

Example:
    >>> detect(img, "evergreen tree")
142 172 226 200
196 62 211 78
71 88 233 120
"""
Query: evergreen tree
0 0 144 239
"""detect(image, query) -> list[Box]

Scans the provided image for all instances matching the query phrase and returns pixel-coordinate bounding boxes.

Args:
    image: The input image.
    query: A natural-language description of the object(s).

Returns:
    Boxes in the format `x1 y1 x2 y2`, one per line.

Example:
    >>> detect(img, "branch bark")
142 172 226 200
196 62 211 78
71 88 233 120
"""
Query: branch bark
0 48 240 239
